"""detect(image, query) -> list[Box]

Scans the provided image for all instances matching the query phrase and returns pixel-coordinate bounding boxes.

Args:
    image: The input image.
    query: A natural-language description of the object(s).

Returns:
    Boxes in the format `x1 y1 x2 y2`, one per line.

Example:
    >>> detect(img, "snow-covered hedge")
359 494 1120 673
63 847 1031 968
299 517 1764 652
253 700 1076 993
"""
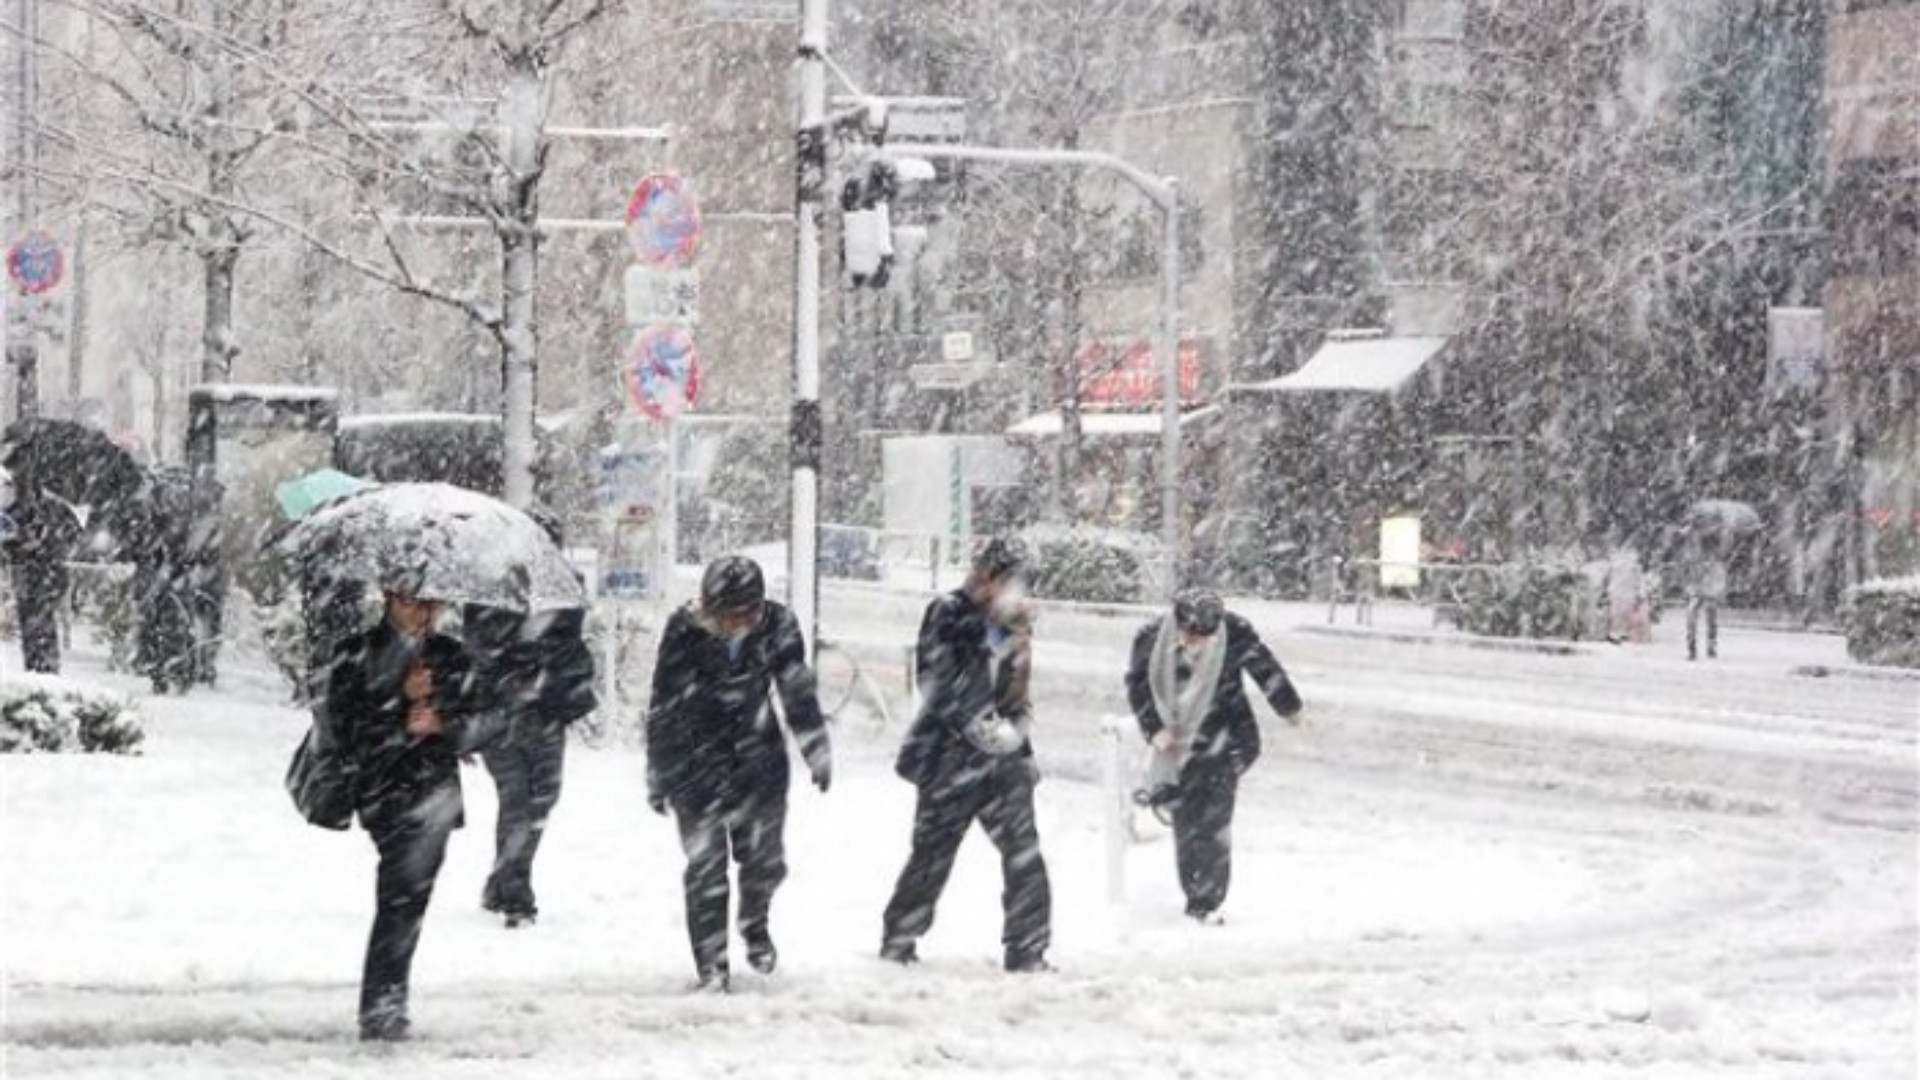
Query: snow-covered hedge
0 673 146 754
1024 526 1164 605
1848 576 1920 669
1449 562 1590 641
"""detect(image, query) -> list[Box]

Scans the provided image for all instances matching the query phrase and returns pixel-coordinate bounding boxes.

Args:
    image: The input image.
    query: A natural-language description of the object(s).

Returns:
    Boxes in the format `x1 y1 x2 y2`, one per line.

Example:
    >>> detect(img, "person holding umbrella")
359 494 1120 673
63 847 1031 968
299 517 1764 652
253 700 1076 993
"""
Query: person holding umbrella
326 584 493 1041
1124 588 1304 925
646 555 832 991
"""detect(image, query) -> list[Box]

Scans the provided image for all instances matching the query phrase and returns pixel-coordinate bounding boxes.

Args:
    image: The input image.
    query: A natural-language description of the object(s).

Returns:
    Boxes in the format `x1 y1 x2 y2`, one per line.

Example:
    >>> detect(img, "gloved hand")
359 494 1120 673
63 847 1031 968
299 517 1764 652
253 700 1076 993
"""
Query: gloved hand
1150 729 1179 754
648 793 669 817
809 755 833 794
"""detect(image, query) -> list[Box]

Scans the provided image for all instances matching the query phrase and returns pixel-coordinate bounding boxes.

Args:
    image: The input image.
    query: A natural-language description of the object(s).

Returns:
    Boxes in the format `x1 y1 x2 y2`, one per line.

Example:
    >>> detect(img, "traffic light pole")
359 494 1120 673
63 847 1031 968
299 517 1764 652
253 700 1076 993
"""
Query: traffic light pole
792 0 829 657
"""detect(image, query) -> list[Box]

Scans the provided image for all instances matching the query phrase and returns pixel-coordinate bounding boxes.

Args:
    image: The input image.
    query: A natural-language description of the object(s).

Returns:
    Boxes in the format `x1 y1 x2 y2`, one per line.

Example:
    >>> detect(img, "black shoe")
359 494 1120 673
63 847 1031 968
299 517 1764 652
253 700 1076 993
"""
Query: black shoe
358 1016 411 1042
1186 908 1225 927
746 935 778 975
879 940 919 965
1005 951 1054 974
503 909 537 929
695 966 731 993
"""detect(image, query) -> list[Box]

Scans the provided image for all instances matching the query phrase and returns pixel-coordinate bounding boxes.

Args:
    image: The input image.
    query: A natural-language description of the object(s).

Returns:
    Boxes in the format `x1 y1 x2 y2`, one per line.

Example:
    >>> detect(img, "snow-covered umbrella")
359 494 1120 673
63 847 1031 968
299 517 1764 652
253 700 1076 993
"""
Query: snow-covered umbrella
286 483 584 613
1684 498 1762 536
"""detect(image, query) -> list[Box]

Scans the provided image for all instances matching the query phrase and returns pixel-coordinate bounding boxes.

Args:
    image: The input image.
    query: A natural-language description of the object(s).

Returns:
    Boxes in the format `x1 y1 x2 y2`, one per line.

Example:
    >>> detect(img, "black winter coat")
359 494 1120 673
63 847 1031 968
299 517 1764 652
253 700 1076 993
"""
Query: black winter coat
894 589 1034 788
325 620 492 822
465 605 598 729
645 600 829 811
1124 612 1301 778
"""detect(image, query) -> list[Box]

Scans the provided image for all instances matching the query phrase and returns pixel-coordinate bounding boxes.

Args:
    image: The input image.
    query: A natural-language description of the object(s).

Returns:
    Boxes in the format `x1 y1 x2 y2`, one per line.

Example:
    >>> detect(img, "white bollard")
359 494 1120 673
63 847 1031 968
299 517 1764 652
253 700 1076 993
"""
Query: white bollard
1099 714 1133 905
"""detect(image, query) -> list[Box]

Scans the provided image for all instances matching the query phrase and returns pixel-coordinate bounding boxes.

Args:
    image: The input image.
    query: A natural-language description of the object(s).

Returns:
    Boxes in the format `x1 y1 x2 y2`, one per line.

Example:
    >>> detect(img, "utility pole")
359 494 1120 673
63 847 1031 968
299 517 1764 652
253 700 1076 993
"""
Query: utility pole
792 0 828 657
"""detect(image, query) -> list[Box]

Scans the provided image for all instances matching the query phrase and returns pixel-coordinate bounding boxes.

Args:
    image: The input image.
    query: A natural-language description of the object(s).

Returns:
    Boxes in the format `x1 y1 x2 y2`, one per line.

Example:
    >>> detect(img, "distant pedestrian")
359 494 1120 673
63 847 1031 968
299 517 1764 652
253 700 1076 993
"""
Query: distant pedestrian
1124 588 1303 925
327 589 491 1041
1682 529 1727 661
881 538 1052 973
470 604 597 927
646 556 832 991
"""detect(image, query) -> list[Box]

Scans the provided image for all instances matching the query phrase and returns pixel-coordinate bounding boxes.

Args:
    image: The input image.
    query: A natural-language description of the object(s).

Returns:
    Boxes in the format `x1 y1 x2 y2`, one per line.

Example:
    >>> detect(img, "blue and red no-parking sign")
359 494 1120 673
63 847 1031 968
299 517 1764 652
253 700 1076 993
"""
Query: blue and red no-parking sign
621 324 702 419
625 174 702 268
7 230 63 295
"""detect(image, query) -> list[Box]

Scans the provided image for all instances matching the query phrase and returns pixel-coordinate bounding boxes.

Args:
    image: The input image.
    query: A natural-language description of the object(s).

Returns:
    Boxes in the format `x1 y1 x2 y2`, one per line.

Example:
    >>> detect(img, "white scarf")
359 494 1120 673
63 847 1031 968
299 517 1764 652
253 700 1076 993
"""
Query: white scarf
1145 614 1226 789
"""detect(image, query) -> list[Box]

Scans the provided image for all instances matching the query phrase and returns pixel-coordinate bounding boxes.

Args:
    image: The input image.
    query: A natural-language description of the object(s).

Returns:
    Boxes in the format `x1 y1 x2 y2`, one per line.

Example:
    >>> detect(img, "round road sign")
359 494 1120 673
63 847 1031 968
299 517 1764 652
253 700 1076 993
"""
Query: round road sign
621 324 702 420
8 230 64 295
625 174 702 268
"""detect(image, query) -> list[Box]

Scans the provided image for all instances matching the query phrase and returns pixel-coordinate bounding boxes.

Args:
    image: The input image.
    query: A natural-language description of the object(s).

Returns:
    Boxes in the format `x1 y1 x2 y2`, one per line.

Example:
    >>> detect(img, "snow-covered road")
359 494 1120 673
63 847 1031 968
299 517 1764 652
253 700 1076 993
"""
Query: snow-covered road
3 598 1914 1078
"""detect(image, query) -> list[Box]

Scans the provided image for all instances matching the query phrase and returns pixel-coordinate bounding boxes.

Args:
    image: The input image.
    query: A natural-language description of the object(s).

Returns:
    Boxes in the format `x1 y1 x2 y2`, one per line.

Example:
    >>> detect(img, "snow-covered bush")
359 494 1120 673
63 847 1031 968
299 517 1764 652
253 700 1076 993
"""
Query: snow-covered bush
0 673 145 754
1451 561 1589 641
1024 526 1165 605
1847 576 1920 669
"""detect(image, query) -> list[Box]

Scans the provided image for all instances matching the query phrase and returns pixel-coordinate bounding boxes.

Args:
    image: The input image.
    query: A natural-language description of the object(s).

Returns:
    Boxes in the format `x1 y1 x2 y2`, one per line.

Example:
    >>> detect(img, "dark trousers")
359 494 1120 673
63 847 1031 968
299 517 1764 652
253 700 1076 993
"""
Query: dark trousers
14 560 66 673
1171 764 1238 915
673 788 789 977
359 784 459 1028
882 755 1051 961
481 718 567 915
1686 597 1719 659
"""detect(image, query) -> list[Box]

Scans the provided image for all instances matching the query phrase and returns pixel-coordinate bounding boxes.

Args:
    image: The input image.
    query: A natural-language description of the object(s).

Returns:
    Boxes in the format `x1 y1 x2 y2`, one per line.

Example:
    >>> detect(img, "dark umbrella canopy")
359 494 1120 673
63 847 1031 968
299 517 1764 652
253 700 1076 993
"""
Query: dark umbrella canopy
1 419 144 527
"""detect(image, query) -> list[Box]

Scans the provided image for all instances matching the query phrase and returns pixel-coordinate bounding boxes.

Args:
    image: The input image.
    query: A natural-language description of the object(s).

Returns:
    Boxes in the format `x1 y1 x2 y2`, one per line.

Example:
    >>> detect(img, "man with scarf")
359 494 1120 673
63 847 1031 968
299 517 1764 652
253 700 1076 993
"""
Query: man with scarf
1125 588 1303 925
646 556 832 991
881 537 1052 973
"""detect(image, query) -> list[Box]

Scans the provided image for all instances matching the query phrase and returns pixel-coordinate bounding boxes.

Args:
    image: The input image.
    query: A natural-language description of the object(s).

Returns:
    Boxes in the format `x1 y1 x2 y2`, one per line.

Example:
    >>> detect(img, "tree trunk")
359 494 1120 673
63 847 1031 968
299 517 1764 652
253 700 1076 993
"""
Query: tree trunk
499 61 545 510
200 244 239 383
67 225 89 404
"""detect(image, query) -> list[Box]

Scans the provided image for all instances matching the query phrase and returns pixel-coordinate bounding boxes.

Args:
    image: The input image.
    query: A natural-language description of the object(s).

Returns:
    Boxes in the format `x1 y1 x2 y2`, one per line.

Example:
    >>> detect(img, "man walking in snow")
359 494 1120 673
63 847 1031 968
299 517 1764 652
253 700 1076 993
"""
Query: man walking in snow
470 603 597 928
646 556 832 991
1125 588 1303 925
1681 528 1728 661
880 538 1052 973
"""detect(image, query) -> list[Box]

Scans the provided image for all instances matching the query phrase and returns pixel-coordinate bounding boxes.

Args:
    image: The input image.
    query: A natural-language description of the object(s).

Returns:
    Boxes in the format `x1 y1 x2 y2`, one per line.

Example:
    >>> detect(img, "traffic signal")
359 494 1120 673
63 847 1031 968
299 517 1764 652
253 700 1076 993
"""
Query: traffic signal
841 161 897 289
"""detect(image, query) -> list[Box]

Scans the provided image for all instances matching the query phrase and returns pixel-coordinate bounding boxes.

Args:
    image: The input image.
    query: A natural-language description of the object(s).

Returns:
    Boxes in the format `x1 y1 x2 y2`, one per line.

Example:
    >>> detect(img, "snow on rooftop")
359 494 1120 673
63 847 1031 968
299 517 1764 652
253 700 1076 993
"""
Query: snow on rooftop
1244 335 1448 394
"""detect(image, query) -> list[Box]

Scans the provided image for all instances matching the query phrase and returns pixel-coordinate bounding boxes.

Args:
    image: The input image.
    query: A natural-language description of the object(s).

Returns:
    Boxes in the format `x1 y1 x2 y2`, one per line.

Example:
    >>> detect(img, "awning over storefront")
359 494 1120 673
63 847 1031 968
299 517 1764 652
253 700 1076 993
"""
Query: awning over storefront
1006 406 1219 438
1243 335 1447 394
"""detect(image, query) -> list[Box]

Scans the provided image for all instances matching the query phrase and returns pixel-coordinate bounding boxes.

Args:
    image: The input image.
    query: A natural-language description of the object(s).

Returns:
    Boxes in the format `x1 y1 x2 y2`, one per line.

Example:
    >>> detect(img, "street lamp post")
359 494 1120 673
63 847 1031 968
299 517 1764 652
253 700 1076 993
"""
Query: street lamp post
877 141 1185 601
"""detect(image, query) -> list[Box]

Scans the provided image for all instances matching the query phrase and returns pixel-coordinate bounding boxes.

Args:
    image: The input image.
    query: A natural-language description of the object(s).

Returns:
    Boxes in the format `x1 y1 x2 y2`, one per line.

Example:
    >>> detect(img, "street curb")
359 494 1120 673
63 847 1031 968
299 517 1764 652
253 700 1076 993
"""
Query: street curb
1294 623 1587 657
1789 663 1920 684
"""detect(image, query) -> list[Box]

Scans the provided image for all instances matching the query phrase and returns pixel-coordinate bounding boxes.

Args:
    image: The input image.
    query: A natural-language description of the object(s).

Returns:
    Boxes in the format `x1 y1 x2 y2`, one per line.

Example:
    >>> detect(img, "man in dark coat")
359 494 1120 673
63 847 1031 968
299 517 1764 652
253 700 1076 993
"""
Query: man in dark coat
881 538 1052 973
1125 588 1303 924
5 487 77 673
325 588 493 1041
470 604 597 927
646 556 831 991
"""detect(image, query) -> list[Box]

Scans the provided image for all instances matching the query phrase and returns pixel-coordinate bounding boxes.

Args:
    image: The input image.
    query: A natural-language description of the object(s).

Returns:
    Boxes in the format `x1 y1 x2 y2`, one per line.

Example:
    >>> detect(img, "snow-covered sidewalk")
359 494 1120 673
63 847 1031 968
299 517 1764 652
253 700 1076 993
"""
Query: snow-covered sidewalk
2 615 1914 1078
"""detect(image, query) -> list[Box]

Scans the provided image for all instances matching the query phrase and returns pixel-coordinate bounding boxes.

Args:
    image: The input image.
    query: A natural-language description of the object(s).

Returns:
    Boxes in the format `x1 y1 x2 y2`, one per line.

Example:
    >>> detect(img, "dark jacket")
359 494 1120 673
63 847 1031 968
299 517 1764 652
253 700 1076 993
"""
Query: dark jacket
465 606 598 730
895 589 1034 788
645 600 829 811
325 619 491 822
1125 612 1301 778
